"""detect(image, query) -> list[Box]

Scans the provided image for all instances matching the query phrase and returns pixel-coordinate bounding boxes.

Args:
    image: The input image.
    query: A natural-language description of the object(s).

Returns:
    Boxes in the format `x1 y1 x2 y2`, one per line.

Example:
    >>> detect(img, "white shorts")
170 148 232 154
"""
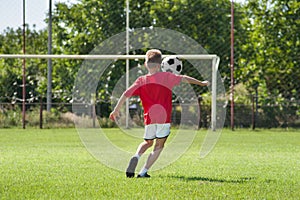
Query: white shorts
144 123 171 140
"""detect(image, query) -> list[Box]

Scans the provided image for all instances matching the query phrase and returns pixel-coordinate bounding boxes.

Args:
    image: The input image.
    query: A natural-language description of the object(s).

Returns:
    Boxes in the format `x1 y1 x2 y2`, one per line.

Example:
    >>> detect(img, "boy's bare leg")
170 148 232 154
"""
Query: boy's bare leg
126 140 153 178
136 140 154 156
138 137 167 177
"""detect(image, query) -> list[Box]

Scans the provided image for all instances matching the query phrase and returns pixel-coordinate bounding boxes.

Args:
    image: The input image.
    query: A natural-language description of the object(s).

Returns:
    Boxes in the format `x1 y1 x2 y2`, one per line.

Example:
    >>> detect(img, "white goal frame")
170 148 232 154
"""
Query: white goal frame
0 54 220 130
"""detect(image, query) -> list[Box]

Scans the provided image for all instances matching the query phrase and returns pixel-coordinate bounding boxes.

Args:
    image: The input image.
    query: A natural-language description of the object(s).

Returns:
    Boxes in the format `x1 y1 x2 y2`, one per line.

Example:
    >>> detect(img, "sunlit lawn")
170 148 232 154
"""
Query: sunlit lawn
0 128 299 199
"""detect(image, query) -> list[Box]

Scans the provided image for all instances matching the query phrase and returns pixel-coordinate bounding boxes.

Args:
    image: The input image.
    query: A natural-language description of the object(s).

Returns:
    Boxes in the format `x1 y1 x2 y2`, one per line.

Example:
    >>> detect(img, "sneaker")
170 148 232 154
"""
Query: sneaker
137 172 151 178
126 157 138 178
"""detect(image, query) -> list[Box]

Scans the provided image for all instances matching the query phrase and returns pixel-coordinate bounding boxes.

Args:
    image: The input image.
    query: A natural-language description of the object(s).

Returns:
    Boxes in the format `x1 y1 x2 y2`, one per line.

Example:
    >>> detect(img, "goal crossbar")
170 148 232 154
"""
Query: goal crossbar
0 54 218 60
0 54 219 131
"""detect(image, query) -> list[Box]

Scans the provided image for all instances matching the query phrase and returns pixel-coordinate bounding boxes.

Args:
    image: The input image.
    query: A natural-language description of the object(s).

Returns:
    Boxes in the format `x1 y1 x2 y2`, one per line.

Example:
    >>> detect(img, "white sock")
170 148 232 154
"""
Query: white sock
139 167 148 176
134 154 140 160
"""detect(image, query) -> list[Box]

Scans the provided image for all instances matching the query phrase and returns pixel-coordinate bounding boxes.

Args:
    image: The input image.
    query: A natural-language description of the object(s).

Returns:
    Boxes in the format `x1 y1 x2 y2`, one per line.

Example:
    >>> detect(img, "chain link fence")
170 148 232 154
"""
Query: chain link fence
0 0 299 128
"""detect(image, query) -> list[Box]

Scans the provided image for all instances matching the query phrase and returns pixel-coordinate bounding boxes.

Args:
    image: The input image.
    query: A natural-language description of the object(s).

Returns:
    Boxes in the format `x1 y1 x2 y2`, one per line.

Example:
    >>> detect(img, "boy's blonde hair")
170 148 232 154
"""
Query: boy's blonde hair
145 49 162 68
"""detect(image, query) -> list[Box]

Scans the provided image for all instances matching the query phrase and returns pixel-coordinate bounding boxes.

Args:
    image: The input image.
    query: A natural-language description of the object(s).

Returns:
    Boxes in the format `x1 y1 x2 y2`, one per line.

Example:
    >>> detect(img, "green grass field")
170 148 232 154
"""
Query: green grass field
1 128 300 199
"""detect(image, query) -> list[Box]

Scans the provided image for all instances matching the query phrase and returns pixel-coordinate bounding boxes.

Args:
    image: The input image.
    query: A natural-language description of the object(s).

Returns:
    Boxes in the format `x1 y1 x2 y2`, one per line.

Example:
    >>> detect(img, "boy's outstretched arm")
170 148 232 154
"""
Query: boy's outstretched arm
109 93 128 121
181 75 210 86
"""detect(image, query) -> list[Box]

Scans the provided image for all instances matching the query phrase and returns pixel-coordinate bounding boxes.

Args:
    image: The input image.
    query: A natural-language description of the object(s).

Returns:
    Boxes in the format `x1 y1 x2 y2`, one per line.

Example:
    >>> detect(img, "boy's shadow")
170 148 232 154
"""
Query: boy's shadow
162 175 256 184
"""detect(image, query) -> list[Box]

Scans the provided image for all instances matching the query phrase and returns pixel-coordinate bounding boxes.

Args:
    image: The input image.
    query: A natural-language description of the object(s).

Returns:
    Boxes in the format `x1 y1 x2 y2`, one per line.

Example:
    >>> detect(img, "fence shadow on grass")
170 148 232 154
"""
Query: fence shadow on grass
164 175 256 184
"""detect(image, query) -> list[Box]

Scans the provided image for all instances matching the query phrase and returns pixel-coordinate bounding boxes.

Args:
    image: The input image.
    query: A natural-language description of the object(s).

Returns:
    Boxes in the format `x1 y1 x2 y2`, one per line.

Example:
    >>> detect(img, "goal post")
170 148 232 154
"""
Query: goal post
211 56 220 131
0 54 220 130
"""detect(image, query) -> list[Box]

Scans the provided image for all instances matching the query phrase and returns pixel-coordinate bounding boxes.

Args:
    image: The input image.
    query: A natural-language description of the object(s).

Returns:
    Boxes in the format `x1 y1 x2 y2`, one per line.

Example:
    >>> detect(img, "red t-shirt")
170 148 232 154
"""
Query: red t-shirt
124 72 182 125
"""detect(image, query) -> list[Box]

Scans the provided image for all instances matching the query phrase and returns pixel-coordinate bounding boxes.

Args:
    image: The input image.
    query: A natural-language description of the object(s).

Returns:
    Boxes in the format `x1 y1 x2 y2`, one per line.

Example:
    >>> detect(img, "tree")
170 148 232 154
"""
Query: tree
0 27 47 103
234 0 300 127
238 0 300 102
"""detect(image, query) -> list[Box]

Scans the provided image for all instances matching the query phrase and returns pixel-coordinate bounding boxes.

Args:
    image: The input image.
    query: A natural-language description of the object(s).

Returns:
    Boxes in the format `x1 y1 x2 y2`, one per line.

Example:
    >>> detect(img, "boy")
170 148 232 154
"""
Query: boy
109 49 209 178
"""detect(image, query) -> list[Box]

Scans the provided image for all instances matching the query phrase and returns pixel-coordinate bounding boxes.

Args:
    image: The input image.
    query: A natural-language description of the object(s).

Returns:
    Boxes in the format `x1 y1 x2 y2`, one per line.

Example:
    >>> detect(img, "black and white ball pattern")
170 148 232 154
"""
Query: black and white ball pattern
161 56 183 75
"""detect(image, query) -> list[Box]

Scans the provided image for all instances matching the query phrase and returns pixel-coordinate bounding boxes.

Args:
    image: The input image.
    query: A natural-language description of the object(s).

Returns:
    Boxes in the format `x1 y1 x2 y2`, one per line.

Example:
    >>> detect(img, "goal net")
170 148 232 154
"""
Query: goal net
0 53 223 131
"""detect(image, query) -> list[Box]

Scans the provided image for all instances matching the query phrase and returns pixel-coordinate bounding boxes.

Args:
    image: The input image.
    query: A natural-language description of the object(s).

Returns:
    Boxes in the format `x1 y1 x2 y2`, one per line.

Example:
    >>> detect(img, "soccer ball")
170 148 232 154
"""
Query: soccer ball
161 56 183 75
